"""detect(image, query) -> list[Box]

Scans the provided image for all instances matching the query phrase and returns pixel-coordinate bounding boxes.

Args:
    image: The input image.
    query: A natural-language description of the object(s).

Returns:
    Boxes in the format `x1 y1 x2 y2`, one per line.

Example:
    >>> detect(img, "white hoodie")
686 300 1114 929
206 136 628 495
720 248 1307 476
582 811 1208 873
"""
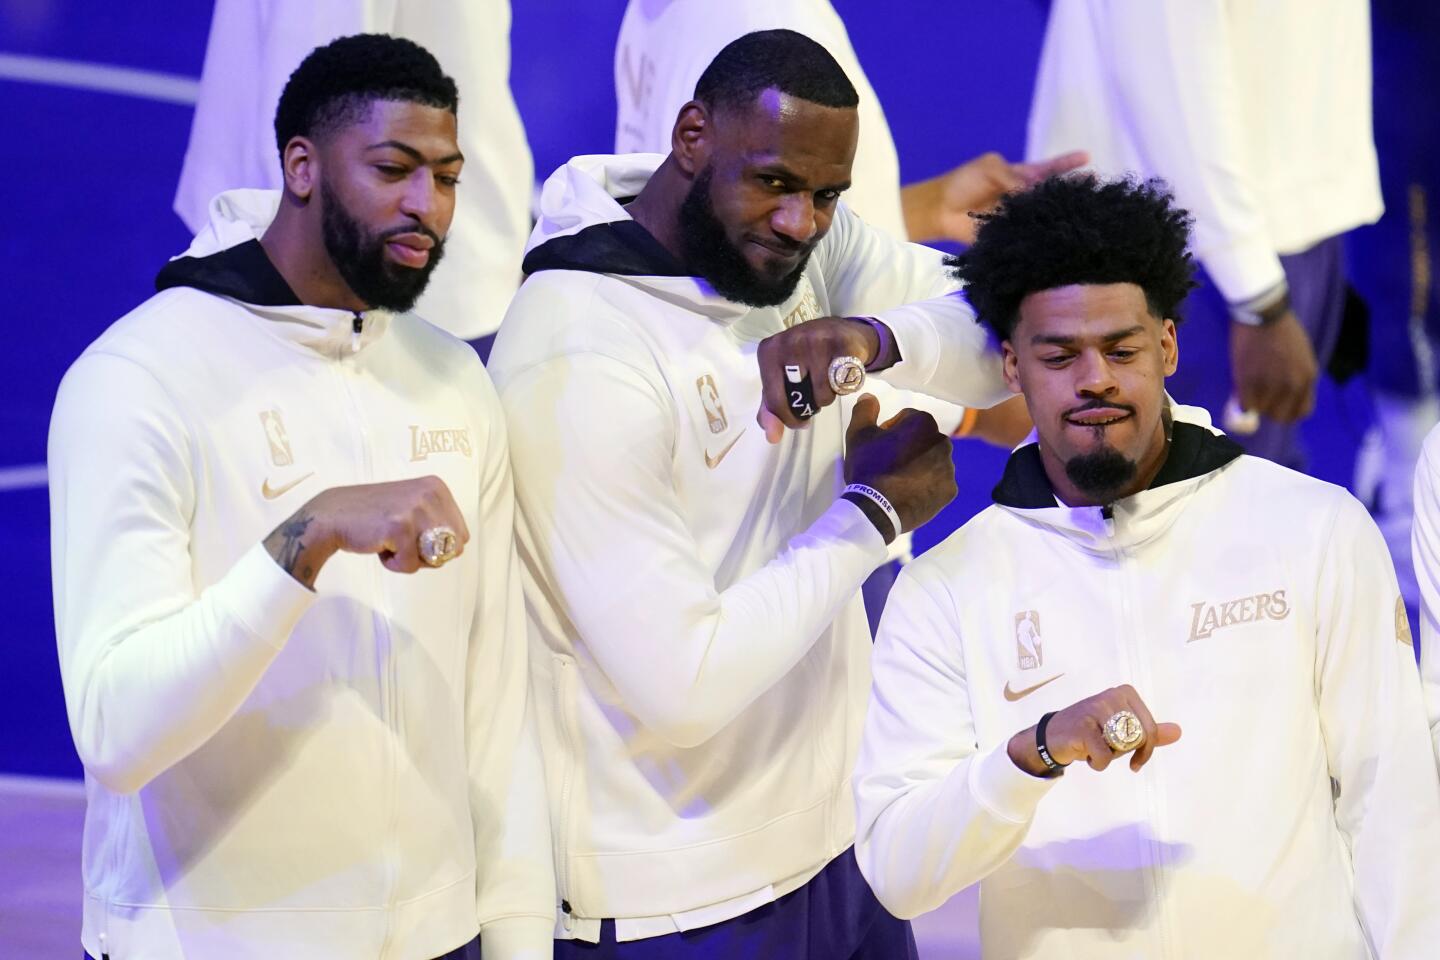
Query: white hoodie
49 190 552 960
486 154 1006 940
854 406 1440 958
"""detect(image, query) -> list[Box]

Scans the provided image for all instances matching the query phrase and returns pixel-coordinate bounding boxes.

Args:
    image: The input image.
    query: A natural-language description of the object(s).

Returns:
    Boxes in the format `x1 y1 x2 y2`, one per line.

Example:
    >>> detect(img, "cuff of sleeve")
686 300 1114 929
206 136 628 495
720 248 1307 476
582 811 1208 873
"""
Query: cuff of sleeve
874 303 943 390
967 740 1059 824
478 915 556 959
207 542 317 652
824 497 894 567
1200 235 1287 306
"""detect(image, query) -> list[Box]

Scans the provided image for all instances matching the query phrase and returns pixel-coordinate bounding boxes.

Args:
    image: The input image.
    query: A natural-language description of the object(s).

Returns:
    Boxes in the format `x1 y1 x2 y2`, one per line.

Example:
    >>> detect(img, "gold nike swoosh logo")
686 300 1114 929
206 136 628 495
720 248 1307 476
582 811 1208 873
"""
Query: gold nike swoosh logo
704 430 746 469
1003 673 1064 702
261 471 315 500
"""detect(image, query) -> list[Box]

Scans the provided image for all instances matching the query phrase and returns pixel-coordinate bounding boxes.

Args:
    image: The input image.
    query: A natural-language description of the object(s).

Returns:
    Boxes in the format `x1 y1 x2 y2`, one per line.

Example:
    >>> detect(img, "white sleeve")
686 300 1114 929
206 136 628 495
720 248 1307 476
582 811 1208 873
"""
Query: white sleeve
467 374 555 956
499 351 888 749
48 352 314 795
1315 493 1440 957
814 204 1009 411
854 564 1057 918
1413 425 1440 765
1093 1 1284 302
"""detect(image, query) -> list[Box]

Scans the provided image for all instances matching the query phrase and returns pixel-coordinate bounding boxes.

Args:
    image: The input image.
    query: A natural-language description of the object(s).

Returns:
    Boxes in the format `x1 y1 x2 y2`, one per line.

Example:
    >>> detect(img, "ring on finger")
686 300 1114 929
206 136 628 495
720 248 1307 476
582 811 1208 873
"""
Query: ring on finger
827 355 866 396
1102 710 1145 753
418 525 459 568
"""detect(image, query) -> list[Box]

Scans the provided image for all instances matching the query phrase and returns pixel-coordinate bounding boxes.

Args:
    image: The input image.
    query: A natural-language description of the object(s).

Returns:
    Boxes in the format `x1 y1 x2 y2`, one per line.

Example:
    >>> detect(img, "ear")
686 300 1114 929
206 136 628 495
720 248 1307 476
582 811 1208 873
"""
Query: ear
1002 340 1023 395
670 101 712 177
280 136 319 201
1160 318 1179 377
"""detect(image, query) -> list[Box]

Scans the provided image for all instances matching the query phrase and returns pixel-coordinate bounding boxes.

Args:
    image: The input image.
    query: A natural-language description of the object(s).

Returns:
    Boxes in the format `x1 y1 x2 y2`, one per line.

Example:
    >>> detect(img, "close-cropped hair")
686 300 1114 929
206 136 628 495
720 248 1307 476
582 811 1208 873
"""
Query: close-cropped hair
694 29 858 115
273 33 459 158
950 174 1198 341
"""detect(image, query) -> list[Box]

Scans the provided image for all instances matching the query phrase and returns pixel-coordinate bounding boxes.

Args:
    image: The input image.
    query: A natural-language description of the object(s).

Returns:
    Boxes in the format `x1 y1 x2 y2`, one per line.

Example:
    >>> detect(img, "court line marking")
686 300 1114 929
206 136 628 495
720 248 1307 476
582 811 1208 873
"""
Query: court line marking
0 52 199 105
0 773 84 800
0 463 48 492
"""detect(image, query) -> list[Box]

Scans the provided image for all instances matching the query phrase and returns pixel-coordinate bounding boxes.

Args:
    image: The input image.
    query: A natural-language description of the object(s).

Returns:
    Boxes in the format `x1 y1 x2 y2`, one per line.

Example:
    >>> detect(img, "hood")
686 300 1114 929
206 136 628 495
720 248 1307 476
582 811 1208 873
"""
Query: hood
990 402 1243 553
152 189 392 354
521 154 758 323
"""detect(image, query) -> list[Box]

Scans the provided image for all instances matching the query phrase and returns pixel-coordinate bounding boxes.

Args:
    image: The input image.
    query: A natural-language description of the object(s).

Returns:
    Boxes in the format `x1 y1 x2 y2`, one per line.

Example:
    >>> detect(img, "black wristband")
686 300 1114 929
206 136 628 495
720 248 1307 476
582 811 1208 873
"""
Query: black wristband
841 491 897 545
1035 711 1066 778
783 364 817 420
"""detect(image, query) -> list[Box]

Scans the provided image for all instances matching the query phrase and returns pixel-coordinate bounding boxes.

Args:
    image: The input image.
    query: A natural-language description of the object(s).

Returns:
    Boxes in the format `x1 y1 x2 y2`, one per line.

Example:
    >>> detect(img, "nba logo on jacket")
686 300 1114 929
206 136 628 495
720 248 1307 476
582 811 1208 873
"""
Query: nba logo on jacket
1015 610 1042 670
258 410 293 466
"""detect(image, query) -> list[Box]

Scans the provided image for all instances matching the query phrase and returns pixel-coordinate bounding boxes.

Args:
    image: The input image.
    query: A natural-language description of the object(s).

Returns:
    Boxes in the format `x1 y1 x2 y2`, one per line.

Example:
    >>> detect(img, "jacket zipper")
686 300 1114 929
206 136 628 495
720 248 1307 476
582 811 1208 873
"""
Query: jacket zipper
1105 506 1175 959
554 658 577 931
333 335 401 956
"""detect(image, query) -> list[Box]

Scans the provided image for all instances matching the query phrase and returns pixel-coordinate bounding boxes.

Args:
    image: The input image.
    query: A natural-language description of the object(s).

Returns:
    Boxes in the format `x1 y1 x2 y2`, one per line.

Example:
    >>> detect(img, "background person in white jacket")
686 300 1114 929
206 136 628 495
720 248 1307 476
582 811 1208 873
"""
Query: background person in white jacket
49 36 551 960
1028 0 1381 469
489 29 1008 958
854 174 1440 958
174 0 533 353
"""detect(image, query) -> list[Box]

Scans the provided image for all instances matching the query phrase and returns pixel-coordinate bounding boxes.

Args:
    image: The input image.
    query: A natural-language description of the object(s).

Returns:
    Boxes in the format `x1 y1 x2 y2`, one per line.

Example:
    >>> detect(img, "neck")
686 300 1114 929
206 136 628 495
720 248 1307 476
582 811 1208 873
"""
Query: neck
1043 418 1171 508
260 191 368 313
626 157 690 263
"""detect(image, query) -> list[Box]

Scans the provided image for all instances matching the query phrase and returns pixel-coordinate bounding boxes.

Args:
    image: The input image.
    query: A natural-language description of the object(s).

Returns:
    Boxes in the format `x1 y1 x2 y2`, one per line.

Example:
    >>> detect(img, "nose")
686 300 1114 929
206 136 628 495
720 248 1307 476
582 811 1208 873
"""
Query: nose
771 194 818 247
1074 349 1119 398
398 170 441 227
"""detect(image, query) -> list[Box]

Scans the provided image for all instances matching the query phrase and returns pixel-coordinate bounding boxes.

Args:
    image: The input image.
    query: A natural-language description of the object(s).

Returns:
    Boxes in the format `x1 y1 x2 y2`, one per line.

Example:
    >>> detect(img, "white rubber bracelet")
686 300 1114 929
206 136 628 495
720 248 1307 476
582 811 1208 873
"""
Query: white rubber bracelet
843 483 902 540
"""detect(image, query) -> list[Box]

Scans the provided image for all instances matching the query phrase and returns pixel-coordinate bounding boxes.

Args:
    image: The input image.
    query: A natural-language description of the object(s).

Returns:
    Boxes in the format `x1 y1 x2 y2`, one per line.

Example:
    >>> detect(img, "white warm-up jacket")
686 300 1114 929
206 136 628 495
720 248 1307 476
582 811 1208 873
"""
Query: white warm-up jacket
487 154 1007 941
49 190 552 960
855 407 1440 958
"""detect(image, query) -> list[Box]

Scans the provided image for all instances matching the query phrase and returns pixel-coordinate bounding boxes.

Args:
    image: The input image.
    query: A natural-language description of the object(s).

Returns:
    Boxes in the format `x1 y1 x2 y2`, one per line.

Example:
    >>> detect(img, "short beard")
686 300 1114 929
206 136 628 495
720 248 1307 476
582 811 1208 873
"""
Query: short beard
1064 445 1138 502
678 166 811 307
320 181 445 313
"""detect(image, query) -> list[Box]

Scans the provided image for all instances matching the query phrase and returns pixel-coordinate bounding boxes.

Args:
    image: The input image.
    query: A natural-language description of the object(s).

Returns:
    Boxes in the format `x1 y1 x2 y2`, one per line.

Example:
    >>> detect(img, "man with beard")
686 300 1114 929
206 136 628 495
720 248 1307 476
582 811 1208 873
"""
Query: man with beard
487 29 1006 958
852 175 1440 958
48 35 552 960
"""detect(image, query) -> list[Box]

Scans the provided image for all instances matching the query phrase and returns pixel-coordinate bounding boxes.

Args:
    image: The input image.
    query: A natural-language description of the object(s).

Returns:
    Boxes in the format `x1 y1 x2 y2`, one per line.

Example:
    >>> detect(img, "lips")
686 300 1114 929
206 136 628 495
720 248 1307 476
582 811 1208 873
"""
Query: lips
748 238 804 264
385 233 434 269
1065 408 1132 427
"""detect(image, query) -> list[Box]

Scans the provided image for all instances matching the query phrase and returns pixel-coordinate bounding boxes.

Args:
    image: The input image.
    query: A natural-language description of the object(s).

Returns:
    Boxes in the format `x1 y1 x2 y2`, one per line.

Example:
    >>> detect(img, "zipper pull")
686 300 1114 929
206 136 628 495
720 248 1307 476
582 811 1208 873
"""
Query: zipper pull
1101 503 1116 536
351 313 363 353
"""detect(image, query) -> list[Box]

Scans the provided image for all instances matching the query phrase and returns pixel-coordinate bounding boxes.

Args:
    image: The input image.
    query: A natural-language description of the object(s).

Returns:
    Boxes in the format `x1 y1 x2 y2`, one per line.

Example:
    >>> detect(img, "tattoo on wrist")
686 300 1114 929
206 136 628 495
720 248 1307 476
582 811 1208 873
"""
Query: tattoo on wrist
266 511 315 585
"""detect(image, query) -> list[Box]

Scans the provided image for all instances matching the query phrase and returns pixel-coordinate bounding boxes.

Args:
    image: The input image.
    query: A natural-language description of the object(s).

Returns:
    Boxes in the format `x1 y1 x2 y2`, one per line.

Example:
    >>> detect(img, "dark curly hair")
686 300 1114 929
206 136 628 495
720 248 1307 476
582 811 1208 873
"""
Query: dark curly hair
949 174 1198 341
273 34 458 159
695 29 858 115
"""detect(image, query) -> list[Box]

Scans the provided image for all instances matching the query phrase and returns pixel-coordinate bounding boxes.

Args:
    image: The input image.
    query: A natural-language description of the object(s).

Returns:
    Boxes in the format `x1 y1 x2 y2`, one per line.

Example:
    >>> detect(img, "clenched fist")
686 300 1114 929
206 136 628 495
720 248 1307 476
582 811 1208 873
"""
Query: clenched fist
263 475 470 588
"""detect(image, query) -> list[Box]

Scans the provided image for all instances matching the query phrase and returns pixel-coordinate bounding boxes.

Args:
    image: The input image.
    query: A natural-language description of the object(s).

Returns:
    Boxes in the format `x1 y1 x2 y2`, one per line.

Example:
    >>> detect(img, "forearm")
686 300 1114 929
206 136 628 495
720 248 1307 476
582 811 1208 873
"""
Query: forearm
856 742 1054 917
582 498 887 747
61 543 313 793
873 293 1009 409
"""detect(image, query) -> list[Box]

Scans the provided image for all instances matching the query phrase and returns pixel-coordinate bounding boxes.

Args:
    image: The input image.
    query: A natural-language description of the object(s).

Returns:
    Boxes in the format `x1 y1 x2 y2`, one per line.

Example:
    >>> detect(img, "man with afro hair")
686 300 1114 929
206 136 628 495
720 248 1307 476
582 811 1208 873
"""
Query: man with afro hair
851 174 1440 958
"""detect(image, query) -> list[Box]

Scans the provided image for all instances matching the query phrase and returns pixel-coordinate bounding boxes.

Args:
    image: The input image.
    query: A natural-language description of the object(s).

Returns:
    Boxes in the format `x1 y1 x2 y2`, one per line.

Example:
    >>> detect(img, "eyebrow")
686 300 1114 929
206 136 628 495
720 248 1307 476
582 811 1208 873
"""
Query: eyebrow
365 140 464 165
1030 325 1146 347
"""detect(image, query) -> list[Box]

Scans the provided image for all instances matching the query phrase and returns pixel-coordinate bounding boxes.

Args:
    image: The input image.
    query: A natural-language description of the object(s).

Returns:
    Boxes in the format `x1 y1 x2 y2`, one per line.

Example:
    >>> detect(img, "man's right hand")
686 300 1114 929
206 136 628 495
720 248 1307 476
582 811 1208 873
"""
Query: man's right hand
1007 684 1182 776
1230 310 1318 424
843 394 957 535
263 476 470 589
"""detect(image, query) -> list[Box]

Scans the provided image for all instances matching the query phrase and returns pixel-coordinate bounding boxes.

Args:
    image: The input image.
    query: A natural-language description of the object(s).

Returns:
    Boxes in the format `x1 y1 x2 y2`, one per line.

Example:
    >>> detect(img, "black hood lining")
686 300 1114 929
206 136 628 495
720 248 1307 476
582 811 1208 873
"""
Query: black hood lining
155 239 301 306
522 218 688 278
992 420 1244 509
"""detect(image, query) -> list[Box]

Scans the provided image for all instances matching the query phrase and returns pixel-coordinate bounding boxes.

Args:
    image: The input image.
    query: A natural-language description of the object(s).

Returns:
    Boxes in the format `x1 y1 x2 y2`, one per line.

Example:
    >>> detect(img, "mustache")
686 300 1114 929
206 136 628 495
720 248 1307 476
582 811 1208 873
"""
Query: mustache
1063 399 1136 419
379 223 443 246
